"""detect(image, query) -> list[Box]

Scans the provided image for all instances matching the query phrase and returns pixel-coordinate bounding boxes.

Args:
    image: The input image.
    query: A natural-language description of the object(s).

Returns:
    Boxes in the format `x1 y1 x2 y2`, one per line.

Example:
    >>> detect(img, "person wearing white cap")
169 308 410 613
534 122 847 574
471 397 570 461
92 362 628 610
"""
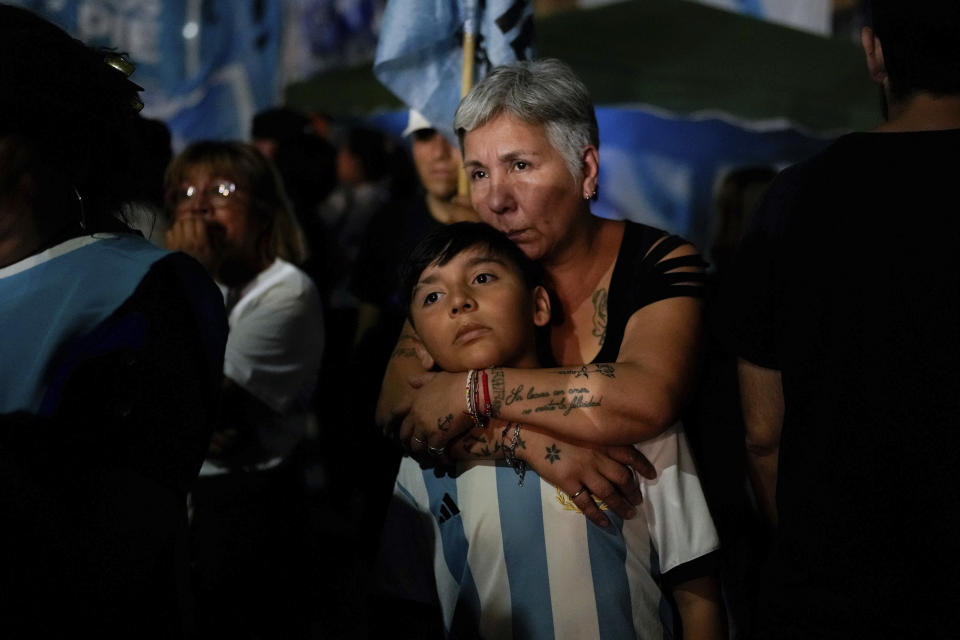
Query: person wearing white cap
353 110 477 348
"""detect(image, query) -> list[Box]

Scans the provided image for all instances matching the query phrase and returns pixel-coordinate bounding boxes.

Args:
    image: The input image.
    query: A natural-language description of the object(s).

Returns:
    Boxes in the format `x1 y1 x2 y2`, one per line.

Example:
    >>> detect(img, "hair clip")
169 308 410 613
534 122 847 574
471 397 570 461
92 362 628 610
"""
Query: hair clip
103 53 145 112
104 53 135 77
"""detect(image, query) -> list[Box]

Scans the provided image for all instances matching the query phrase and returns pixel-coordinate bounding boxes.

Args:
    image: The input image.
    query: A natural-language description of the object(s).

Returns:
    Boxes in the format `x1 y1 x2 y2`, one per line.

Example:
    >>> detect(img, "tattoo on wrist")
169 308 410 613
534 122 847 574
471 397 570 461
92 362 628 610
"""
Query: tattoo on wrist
489 367 504 417
545 444 561 463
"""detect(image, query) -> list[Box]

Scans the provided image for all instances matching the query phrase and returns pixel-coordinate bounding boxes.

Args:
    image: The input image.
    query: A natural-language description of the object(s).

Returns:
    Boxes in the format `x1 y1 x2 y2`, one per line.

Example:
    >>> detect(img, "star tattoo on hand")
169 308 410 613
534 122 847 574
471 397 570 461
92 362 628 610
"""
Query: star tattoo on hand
545 444 561 463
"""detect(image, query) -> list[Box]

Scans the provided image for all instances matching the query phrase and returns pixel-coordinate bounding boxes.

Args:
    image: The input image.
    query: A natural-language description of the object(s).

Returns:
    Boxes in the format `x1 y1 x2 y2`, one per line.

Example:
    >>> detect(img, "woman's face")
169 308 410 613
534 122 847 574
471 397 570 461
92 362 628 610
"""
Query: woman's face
171 165 264 281
463 113 597 264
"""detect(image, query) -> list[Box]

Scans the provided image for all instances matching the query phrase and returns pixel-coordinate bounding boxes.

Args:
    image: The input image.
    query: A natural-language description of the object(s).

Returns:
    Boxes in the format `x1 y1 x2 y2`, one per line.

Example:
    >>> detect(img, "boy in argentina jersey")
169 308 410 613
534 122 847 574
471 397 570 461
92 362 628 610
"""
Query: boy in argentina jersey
387 222 721 639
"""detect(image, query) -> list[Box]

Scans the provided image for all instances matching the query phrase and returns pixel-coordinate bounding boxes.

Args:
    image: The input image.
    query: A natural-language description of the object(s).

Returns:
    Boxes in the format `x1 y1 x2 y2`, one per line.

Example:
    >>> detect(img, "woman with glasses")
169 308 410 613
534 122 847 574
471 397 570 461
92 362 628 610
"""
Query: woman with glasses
0 6 227 637
163 140 324 639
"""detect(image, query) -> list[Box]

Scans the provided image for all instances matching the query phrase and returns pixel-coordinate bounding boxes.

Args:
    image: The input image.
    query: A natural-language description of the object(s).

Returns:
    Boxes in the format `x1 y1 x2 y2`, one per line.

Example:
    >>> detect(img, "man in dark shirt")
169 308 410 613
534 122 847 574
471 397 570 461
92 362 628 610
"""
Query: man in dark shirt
727 2 960 637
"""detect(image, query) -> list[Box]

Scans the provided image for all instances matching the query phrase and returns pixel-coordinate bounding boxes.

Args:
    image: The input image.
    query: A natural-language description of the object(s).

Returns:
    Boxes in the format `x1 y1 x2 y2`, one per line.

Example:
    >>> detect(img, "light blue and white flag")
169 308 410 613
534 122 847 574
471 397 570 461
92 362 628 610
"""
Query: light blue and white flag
374 0 534 141
372 104 831 258
11 0 286 147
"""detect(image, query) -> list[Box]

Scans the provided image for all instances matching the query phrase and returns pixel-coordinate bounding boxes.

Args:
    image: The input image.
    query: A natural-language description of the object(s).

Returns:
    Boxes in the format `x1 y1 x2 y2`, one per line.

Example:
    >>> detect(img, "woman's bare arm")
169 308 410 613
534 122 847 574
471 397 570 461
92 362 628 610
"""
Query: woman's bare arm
374 320 432 435
401 294 703 451
443 420 654 528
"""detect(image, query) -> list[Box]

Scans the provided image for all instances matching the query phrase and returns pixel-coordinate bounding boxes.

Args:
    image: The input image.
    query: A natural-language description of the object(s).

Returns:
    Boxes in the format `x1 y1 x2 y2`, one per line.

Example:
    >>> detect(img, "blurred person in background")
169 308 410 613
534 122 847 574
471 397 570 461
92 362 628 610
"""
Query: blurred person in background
727 1 960 636
164 140 324 639
0 5 226 637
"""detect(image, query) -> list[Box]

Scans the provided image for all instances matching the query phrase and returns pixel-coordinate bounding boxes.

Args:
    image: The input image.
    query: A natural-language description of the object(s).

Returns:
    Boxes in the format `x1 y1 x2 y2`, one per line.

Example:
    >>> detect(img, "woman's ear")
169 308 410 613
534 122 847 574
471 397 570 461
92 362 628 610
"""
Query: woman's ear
580 145 599 200
861 26 889 87
531 285 552 327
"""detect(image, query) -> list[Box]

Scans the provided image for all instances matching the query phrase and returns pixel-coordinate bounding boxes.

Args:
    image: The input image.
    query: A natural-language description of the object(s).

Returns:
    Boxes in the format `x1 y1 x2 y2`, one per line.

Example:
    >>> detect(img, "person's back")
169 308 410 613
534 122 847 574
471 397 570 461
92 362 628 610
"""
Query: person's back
728 2 960 635
735 131 959 634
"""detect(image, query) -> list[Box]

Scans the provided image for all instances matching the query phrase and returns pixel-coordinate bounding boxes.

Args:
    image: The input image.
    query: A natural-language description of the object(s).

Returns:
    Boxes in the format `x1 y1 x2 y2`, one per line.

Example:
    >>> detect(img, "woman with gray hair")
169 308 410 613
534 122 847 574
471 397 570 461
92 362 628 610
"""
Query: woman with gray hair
377 59 722 638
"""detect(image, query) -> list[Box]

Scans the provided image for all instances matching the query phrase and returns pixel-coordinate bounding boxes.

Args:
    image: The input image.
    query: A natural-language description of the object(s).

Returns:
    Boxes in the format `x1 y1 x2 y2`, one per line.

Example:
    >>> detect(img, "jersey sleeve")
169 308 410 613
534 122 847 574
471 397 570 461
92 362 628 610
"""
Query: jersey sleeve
636 424 720 579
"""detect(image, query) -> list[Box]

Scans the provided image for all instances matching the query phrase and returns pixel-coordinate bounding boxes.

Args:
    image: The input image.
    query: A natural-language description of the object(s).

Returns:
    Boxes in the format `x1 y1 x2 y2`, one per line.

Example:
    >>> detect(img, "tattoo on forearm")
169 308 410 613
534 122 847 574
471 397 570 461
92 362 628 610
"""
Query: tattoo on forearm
520 388 603 417
591 288 608 347
545 444 561 463
554 364 616 379
390 347 418 359
459 432 502 458
490 367 504 417
437 414 453 432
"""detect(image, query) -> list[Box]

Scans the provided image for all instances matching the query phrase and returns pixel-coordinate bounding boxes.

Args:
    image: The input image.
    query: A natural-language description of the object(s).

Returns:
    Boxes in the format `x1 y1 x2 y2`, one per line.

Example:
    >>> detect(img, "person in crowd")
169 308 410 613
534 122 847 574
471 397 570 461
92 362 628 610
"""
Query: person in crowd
390 221 724 639
354 110 478 359
319 126 393 314
0 5 227 637
251 106 311 160
164 141 324 639
726 1 960 636
377 59 722 638
123 116 175 245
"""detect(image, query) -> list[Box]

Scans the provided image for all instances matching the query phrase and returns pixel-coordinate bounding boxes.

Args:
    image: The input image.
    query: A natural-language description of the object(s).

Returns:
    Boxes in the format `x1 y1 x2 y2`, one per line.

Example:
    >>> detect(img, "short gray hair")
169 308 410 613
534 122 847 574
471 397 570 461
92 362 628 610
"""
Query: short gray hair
454 58 599 182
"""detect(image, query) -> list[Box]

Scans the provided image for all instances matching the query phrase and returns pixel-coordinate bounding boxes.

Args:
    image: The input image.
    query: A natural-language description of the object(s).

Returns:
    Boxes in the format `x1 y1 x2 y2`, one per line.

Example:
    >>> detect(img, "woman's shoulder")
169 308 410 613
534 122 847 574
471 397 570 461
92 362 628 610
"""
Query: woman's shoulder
617 221 702 272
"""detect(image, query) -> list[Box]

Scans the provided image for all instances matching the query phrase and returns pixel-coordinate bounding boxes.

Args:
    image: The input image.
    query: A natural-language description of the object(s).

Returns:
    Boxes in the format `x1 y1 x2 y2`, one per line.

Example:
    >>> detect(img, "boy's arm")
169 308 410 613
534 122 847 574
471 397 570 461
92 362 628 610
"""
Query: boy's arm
672 575 725 640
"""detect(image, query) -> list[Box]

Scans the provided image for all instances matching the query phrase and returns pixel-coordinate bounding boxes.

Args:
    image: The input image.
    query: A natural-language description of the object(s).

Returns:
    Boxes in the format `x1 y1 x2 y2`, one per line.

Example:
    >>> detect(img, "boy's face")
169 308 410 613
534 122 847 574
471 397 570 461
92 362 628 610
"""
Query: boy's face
410 245 551 372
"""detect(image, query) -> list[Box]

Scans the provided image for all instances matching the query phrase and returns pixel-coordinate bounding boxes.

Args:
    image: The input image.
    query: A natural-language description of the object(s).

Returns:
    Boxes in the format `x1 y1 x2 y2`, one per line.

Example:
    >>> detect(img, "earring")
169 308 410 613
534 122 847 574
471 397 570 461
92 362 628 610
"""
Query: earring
584 188 597 200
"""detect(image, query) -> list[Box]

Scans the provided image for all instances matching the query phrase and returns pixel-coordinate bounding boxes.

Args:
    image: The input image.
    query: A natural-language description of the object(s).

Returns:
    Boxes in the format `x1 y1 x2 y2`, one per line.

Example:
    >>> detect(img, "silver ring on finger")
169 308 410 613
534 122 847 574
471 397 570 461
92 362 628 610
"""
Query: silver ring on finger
413 435 426 445
428 445 446 456
569 486 589 501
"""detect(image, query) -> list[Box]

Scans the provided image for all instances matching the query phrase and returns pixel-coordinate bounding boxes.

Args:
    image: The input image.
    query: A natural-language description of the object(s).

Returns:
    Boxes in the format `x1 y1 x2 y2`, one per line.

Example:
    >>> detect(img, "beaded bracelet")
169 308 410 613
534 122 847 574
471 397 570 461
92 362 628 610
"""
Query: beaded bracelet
501 422 527 486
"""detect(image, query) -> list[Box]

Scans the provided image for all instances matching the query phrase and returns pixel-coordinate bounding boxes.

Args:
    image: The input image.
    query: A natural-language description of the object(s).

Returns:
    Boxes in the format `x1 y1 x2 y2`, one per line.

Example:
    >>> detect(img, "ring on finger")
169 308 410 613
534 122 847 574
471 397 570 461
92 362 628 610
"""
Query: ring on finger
413 435 426 445
570 486 589 501
428 445 446 456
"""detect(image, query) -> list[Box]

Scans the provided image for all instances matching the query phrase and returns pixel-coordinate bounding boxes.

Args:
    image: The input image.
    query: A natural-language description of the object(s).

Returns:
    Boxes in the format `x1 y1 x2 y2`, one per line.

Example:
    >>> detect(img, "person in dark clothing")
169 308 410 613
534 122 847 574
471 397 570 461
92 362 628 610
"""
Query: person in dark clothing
726 2 960 637
0 6 227 637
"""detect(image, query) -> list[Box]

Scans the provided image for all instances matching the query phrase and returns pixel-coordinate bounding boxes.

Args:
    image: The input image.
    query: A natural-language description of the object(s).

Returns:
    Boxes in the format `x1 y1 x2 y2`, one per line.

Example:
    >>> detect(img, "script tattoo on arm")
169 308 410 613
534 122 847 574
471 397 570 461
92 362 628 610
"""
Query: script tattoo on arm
520 386 603 417
390 331 422 360
553 364 616 379
390 346 418 360
591 288 608 348
489 367 505 417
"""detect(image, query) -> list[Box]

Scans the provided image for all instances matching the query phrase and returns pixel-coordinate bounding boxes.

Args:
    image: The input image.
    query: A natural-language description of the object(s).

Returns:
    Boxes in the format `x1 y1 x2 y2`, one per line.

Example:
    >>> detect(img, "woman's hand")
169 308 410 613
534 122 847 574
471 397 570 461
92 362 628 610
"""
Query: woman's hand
515 426 655 528
375 324 434 436
398 370 474 457
164 215 221 275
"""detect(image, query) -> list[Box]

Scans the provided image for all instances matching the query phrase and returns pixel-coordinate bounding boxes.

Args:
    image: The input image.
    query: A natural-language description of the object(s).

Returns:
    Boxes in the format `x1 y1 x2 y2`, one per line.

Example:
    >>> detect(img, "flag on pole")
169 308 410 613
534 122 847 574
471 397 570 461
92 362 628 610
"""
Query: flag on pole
373 0 534 142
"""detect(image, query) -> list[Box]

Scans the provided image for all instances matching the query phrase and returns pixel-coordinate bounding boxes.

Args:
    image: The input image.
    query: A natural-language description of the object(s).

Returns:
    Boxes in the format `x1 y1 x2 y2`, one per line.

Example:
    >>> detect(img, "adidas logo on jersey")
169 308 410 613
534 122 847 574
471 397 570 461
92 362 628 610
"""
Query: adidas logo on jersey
437 493 461 523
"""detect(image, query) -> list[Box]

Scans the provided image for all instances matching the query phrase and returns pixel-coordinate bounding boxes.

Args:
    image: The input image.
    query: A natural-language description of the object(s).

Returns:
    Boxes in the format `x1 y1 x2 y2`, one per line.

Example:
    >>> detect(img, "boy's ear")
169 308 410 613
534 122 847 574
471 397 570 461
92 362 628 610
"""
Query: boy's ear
531 285 551 327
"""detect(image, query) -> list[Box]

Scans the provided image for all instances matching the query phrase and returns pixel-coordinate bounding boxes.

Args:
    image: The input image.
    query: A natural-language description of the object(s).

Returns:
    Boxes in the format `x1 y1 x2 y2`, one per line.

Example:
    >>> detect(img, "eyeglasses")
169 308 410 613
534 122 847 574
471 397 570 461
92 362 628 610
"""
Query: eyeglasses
168 181 238 209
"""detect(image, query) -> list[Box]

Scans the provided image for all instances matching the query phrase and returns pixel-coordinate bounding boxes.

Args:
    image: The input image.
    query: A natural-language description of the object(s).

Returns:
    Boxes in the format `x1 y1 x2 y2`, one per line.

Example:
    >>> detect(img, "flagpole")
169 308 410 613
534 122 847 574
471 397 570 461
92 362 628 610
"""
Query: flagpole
458 0 477 196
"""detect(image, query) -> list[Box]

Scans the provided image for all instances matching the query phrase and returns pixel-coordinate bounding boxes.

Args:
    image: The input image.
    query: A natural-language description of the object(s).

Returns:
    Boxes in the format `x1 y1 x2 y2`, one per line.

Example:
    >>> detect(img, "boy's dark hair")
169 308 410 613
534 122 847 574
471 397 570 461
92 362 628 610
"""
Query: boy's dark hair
868 0 960 101
401 222 545 314
401 222 554 366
